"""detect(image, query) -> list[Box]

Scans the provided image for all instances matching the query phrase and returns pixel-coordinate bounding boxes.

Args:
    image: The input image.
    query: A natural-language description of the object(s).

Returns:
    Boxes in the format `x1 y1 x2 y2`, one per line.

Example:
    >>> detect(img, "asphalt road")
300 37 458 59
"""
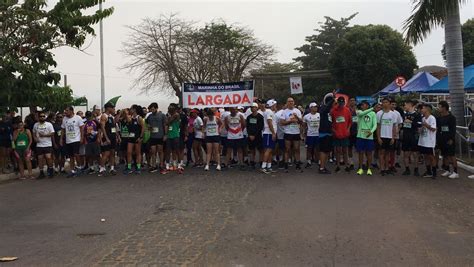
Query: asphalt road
1 164 474 266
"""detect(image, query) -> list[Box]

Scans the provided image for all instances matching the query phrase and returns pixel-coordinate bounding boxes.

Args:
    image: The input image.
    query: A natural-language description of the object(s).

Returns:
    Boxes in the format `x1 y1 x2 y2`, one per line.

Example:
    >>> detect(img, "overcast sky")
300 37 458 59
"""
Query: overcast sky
52 0 473 110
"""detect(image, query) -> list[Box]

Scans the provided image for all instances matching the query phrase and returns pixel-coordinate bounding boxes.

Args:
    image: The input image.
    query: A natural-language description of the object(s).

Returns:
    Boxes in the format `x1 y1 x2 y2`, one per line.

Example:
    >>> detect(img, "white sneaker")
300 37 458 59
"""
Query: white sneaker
448 172 459 179
204 165 209 171
441 171 452 177
216 165 221 171
468 174 474 179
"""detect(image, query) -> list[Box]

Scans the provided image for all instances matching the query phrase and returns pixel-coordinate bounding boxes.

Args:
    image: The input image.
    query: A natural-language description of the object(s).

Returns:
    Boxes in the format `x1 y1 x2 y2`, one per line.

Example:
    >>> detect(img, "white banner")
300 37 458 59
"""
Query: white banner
183 81 254 108
290 77 303 95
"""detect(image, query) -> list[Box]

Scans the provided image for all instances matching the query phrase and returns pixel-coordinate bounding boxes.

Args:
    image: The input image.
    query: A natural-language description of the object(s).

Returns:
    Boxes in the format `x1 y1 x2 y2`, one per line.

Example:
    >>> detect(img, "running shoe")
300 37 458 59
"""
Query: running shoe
366 169 373 176
204 165 210 171
356 168 364 175
216 165 221 171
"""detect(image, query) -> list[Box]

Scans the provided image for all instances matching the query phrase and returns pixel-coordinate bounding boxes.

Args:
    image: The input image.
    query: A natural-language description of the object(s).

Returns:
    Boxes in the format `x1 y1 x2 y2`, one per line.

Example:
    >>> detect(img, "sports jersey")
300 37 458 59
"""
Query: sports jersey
418 115 437 148
246 113 264 137
61 115 84 144
331 106 352 139
83 120 98 143
280 108 302 135
205 117 219 136
263 109 277 135
437 113 456 142
193 116 204 139
33 121 55 147
356 108 377 140
402 111 422 138
303 113 320 137
376 110 398 139
146 111 166 139
227 113 244 140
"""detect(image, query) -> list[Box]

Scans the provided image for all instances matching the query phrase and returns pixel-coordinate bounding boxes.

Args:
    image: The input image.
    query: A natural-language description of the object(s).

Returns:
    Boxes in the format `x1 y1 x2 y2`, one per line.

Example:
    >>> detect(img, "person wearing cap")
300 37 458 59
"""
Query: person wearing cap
99 102 118 176
303 102 320 169
279 97 303 172
146 102 167 173
246 103 264 169
418 103 437 178
331 96 352 173
225 107 246 169
318 91 336 174
261 99 278 173
355 100 377 176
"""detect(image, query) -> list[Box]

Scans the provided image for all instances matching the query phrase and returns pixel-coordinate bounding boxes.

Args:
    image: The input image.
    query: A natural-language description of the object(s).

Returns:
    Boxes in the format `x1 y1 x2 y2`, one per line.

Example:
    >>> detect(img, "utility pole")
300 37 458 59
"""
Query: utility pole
99 1 105 110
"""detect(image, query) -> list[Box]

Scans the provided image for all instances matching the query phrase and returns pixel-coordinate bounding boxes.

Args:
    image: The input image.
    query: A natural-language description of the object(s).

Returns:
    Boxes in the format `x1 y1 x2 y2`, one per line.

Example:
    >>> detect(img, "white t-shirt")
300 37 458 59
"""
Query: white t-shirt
275 110 285 139
376 110 398 139
33 122 55 147
418 115 437 148
220 111 230 137
280 108 302 135
61 115 84 144
227 113 244 140
263 109 277 135
193 116 204 139
392 110 403 139
304 113 320 137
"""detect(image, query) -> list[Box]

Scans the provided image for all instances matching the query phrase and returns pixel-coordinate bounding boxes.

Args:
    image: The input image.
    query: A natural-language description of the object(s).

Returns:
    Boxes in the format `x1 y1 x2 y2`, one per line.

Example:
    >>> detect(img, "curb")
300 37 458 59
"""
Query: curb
457 161 474 174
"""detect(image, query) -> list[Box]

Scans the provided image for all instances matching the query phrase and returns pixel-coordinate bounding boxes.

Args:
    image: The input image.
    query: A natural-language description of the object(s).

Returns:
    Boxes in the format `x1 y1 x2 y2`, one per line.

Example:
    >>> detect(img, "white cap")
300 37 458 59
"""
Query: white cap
237 106 244 110
309 102 318 108
251 103 259 108
266 99 277 107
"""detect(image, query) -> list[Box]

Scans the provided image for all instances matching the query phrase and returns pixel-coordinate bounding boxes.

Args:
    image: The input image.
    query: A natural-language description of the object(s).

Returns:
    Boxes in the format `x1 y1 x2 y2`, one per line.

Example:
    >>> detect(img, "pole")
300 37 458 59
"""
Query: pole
99 1 105 111
64 74 68 87
261 79 264 98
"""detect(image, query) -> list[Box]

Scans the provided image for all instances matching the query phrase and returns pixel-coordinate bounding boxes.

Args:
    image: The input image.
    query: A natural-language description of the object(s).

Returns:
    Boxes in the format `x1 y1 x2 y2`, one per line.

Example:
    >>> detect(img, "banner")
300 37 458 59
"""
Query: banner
183 81 254 108
290 77 303 95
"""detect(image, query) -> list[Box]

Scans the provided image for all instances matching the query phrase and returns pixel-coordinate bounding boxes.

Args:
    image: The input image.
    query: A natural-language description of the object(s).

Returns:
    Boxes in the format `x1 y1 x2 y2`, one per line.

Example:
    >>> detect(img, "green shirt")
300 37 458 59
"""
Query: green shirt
356 108 377 140
15 130 29 150
167 116 181 139
142 121 150 143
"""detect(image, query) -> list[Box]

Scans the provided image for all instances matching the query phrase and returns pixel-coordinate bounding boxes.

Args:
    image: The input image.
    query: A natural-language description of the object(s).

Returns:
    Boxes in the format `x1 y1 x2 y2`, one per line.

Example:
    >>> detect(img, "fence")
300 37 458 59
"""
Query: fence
456 126 472 164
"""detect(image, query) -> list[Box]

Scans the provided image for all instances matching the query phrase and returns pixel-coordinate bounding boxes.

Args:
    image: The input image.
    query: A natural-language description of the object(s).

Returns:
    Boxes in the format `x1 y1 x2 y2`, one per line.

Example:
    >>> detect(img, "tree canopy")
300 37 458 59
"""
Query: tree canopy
442 18 474 66
329 25 418 96
0 0 113 111
121 14 275 100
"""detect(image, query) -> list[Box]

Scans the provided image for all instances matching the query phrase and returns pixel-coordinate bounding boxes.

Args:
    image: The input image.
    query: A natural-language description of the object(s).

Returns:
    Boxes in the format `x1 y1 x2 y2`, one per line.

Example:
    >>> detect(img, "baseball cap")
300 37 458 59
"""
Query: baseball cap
251 103 259 108
190 109 199 114
309 102 318 108
237 106 244 110
337 96 345 102
266 99 277 107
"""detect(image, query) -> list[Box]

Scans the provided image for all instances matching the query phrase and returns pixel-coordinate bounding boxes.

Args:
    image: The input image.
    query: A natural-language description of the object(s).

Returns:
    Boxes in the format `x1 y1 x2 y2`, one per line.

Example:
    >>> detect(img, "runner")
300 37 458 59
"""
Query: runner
83 111 100 174
166 104 182 173
418 104 437 179
261 99 278 173
13 121 33 179
190 109 204 167
118 109 130 171
376 98 398 176
61 106 84 177
99 102 118 176
303 102 320 169
355 101 377 175
146 103 167 173
52 113 65 174
177 106 188 168
331 97 352 172
246 103 264 169
225 107 246 170
33 111 55 179
437 101 458 179
280 97 303 172
401 100 422 176
318 92 336 174
124 105 145 174
204 109 222 171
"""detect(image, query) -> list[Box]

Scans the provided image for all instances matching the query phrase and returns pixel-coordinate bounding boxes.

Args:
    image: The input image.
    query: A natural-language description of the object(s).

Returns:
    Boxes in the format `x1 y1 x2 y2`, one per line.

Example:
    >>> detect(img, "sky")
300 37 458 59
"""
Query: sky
52 0 474 110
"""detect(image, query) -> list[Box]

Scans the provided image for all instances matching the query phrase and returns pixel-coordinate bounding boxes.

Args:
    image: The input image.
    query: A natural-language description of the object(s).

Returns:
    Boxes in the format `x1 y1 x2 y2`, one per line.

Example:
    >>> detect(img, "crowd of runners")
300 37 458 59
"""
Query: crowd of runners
0 90 465 180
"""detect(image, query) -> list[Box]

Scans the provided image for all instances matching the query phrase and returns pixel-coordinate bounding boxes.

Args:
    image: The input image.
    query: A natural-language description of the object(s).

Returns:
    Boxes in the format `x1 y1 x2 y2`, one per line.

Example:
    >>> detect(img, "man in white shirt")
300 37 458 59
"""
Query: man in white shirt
280 97 303 172
261 99 278 173
33 111 55 178
376 98 398 176
61 106 84 177
418 104 437 178
303 103 320 168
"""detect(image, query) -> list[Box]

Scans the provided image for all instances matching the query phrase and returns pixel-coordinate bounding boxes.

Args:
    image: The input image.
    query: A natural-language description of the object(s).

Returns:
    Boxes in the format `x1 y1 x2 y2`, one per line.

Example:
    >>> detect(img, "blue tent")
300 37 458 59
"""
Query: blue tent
377 72 439 95
426 65 474 93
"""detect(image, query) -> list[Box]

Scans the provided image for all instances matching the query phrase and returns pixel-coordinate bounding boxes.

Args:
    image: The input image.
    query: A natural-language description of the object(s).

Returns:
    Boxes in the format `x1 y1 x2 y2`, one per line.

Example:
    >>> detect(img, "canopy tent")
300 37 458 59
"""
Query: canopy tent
425 65 474 93
377 72 439 96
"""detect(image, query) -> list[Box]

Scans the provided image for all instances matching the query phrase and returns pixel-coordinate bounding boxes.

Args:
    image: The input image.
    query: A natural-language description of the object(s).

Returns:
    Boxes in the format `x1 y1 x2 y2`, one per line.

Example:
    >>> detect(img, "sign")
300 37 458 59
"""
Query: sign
395 76 406 87
290 77 303 95
183 81 254 108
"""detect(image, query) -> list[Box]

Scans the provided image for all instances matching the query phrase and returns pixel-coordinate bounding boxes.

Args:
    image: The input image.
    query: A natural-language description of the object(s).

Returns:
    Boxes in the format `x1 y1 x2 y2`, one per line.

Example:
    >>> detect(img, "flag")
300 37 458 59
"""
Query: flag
106 96 121 107
290 77 303 95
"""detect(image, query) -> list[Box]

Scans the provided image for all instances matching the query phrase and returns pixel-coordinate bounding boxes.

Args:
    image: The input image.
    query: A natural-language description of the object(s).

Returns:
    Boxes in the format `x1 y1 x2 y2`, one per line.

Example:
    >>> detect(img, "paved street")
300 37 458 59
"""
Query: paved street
1 164 474 266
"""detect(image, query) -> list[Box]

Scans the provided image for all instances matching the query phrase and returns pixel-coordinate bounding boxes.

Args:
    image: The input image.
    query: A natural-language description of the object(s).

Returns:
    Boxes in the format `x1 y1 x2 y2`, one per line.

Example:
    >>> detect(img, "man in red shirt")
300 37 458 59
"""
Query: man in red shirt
331 97 352 172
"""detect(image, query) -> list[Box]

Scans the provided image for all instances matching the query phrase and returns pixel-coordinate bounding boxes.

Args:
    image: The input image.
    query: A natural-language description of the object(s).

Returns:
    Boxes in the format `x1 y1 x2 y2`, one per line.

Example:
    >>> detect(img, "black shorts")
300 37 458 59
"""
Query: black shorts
128 138 139 144
402 136 418 152
119 139 128 152
227 138 244 150
205 136 220 144
101 136 116 151
85 143 100 157
419 146 435 155
439 140 455 157
284 134 301 141
149 138 164 146
36 146 53 155
248 136 262 150
319 135 333 153
166 138 179 151
65 142 81 157
54 146 66 158
349 135 357 147
379 138 394 151
179 136 186 149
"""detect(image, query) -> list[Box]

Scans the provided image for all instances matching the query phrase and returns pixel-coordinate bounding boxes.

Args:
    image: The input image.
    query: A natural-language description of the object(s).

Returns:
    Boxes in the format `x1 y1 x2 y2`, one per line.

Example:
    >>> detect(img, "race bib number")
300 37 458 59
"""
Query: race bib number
129 133 136 138
168 126 173 131
66 132 76 138
111 127 117 133
57 131 62 137
381 119 392 125
352 116 358 123
249 118 257 124
152 127 159 133
208 127 217 134
421 128 428 137
403 122 412 128
17 141 26 146
289 123 299 129
121 132 129 138
309 121 319 127
328 115 332 122
336 116 345 123
441 126 449 132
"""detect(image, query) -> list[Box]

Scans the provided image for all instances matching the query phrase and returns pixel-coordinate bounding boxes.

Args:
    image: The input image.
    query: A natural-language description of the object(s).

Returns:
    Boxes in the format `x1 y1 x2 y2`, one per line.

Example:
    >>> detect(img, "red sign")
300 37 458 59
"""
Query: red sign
395 76 406 87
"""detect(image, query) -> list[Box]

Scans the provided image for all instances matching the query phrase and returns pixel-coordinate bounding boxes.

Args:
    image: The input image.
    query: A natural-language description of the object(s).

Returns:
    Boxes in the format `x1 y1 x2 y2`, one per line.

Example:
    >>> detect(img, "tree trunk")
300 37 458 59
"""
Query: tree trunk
445 1 465 125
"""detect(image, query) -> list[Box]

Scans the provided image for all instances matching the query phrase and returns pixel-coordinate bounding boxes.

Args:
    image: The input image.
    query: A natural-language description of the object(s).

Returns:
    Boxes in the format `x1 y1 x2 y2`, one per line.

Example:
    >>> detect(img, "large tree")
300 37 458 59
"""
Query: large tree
121 14 274 101
328 25 418 96
442 18 474 67
0 0 113 111
404 0 467 125
294 13 358 70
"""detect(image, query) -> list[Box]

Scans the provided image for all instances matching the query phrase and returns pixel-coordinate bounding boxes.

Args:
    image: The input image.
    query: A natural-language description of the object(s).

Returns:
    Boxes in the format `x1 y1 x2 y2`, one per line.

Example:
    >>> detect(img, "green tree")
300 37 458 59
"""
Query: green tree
328 25 418 96
404 0 467 125
294 13 358 70
442 18 474 67
0 0 113 110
